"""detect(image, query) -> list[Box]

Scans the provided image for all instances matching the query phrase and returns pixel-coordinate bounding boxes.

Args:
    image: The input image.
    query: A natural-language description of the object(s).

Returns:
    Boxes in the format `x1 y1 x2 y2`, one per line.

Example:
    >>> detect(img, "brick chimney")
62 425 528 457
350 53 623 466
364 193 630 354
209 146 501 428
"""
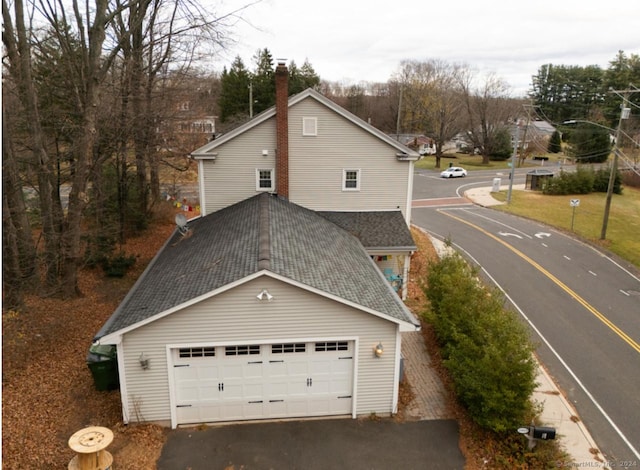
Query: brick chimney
275 60 289 199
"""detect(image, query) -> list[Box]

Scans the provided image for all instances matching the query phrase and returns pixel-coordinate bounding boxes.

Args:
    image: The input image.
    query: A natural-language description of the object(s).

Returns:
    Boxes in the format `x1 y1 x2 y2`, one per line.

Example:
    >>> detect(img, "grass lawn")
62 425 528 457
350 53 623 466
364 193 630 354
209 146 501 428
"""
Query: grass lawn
414 153 568 171
491 187 640 268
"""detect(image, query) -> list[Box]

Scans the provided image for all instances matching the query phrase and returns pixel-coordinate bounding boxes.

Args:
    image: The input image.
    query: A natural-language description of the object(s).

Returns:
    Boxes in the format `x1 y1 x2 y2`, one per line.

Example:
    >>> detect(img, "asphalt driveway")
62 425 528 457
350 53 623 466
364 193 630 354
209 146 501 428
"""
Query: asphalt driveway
157 418 464 470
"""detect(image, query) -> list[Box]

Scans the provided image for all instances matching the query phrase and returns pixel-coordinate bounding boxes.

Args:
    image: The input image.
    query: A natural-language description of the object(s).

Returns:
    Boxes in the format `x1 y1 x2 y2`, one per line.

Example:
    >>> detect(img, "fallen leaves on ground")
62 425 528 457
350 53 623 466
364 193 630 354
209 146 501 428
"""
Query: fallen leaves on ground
2 215 177 469
2 217 470 469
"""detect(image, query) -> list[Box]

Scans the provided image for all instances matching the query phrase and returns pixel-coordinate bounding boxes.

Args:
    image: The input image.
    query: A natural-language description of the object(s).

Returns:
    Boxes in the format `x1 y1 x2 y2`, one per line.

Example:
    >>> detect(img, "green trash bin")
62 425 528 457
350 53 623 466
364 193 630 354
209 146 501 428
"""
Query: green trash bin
86 344 119 391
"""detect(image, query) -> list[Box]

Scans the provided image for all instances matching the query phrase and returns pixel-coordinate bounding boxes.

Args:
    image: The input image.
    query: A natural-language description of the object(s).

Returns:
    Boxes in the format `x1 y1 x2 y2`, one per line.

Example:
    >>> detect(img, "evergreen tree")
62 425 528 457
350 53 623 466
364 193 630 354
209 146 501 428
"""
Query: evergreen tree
602 51 640 129
289 58 320 94
530 63 605 123
548 130 562 153
288 60 303 94
489 127 513 160
567 124 612 163
219 52 321 123
219 56 251 122
299 59 320 90
251 48 275 115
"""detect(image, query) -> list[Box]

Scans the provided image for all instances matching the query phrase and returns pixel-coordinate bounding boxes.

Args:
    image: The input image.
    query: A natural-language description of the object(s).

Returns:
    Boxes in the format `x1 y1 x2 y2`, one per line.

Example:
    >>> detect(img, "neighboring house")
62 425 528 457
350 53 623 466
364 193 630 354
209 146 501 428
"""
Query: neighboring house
94 61 421 429
157 88 218 154
508 119 557 155
396 134 436 155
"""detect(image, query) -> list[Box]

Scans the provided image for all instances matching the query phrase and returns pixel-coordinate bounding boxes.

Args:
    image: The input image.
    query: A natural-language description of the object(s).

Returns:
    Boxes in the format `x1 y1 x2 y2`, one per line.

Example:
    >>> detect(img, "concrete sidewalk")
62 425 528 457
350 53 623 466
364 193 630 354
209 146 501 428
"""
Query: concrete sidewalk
456 186 608 468
464 183 526 207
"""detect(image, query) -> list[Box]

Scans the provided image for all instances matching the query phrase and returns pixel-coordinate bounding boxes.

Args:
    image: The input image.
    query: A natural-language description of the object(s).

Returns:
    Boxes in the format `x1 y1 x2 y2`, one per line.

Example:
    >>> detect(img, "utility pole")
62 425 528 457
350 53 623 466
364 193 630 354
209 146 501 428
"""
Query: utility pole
395 85 403 141
507 124 519 204
249 82 254 118
600 89 631 240
519 103 533 166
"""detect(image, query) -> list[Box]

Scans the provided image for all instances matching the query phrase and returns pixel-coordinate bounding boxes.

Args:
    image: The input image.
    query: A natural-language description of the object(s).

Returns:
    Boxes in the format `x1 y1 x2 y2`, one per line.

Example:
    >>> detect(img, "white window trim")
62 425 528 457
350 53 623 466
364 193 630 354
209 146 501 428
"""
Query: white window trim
256 168 275 192
342 169 361 191
302 117 318 136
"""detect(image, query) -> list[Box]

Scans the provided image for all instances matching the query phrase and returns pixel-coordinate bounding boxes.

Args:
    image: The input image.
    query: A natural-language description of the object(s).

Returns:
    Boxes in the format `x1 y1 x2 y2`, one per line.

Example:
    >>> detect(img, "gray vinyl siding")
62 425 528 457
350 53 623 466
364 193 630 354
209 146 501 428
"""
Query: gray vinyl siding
200 121 277 215
287 99 410 216
198 96 412 217
120 276 398 424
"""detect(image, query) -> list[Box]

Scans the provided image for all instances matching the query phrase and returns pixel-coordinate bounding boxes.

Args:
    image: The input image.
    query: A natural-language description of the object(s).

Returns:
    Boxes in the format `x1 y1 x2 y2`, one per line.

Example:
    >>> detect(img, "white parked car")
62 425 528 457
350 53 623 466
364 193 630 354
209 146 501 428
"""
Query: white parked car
440 167 467 178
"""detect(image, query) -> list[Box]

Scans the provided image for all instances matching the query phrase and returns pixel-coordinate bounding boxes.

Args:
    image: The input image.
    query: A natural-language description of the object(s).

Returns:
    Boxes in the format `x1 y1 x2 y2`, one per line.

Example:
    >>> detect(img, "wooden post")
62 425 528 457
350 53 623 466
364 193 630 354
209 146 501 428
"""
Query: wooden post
68 426 114 470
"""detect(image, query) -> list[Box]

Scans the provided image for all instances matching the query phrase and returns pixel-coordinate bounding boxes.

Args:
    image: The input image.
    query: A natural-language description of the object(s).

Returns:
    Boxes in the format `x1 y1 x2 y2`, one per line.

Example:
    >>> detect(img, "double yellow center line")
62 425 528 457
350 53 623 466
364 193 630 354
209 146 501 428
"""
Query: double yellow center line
441 210 640 354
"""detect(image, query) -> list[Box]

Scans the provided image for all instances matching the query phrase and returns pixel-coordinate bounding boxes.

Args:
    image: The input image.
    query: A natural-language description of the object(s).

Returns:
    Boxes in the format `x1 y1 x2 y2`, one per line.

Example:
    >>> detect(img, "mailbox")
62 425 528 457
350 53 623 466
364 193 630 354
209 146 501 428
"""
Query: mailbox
532 426 556 440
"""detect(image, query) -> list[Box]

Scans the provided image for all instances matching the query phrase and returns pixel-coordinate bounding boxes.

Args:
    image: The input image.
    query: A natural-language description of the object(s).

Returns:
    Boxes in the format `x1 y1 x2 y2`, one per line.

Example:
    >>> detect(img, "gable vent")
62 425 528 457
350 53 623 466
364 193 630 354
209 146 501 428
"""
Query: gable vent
303 117 317 136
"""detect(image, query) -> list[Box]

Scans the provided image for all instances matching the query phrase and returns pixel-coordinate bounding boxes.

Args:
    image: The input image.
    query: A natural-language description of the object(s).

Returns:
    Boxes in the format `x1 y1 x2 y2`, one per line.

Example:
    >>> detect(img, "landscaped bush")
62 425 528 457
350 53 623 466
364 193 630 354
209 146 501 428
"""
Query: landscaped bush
542 166 623 195
592 165 623 194
423 252 537 433
101 252 137 277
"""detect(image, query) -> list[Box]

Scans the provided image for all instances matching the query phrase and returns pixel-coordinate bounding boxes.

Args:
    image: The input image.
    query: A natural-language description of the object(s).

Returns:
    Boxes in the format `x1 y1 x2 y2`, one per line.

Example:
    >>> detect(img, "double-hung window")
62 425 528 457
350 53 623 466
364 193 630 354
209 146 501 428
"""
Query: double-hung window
342 169 360 191
256 169 274 191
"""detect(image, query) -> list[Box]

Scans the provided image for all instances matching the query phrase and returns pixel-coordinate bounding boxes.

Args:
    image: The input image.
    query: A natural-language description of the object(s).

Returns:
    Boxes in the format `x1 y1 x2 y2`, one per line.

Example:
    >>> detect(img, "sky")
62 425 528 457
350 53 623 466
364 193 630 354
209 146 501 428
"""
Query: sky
217 0 640 96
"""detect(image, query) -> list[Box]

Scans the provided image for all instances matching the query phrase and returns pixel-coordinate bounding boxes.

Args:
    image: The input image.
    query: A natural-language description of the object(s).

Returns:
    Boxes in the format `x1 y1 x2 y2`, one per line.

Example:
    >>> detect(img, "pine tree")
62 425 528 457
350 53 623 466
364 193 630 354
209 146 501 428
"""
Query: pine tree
251 48 275 115
219 56 251 122
548 130 562 153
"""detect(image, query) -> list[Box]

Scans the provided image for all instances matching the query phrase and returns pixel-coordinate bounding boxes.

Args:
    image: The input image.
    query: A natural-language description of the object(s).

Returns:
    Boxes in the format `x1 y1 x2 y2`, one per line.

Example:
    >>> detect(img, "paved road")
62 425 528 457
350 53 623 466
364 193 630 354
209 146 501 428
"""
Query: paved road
411 169 640 464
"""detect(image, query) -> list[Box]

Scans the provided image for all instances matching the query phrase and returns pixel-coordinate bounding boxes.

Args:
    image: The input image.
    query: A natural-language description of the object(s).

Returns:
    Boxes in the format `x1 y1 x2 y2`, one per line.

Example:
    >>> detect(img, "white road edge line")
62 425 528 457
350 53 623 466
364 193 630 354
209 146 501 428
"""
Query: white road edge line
455 180 494 198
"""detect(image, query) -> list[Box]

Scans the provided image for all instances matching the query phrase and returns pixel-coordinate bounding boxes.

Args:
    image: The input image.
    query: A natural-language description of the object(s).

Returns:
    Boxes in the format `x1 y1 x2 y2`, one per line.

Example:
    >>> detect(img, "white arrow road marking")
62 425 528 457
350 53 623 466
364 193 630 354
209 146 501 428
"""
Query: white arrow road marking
535 232 552 238
498 232 523 239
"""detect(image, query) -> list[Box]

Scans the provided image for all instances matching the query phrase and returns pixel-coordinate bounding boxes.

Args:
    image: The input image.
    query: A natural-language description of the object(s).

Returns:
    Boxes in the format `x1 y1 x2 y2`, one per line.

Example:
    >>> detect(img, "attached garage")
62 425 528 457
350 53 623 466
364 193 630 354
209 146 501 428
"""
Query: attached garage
170 341 354 425
94 194 419 428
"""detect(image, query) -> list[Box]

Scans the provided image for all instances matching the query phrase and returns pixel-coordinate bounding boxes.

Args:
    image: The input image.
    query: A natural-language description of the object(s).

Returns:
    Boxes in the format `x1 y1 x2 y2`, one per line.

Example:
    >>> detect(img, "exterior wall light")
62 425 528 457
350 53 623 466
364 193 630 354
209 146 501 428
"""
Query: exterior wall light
139 353 150 370
374 342 384 358
256 289 273 301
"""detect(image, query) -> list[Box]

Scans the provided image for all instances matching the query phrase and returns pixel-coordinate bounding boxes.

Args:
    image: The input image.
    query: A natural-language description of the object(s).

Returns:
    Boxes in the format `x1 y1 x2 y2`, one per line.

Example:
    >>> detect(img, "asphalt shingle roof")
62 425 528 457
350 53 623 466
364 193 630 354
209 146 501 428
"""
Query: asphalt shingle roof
96 194 417 339
317 211 416 250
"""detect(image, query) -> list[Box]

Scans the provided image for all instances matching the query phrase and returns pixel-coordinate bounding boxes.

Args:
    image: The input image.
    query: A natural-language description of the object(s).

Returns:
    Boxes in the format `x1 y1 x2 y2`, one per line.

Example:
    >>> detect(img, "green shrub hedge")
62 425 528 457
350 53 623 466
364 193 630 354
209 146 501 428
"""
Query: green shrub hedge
542 166 622 195
423 253 537 432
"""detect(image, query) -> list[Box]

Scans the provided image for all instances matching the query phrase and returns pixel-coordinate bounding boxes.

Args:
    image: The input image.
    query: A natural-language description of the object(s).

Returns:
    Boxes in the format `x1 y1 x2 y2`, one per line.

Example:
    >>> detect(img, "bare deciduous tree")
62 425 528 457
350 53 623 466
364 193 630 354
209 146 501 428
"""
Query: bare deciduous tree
458 71 518 164
3 0 256 301
399 59 466 168
2 107 39 309
3 0 61 290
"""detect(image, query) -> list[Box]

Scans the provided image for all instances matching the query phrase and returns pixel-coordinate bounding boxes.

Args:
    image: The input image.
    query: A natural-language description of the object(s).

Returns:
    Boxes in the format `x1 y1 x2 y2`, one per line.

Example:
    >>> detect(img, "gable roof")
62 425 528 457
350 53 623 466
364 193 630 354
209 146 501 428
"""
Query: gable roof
190 88 419 160
95 194 419 341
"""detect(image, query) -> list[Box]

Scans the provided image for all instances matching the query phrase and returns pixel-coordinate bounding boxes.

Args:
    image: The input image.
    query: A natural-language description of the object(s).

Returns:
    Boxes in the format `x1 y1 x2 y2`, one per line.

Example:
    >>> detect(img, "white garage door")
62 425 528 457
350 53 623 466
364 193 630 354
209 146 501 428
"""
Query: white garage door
172 341 354 425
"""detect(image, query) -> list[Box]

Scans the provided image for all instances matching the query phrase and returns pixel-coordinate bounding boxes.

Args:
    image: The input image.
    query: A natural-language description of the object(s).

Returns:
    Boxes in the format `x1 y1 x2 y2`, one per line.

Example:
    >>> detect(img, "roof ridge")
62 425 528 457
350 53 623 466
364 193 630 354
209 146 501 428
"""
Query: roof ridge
257 193 271 270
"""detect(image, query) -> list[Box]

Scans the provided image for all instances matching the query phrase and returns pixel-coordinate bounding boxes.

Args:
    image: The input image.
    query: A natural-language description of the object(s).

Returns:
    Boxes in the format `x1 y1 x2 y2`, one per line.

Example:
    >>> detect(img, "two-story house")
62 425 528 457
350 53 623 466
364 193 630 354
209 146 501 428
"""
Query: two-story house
93 62 421 429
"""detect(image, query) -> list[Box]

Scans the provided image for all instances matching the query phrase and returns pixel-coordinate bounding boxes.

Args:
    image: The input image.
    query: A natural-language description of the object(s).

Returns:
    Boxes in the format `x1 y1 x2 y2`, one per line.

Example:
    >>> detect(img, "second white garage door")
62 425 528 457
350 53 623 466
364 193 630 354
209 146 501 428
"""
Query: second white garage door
172 341 354 425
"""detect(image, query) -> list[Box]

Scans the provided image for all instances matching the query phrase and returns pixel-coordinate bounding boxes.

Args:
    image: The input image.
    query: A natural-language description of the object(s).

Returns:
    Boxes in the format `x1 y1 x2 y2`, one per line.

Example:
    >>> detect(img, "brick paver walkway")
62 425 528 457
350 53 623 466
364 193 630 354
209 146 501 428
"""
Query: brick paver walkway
401 330 453 420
